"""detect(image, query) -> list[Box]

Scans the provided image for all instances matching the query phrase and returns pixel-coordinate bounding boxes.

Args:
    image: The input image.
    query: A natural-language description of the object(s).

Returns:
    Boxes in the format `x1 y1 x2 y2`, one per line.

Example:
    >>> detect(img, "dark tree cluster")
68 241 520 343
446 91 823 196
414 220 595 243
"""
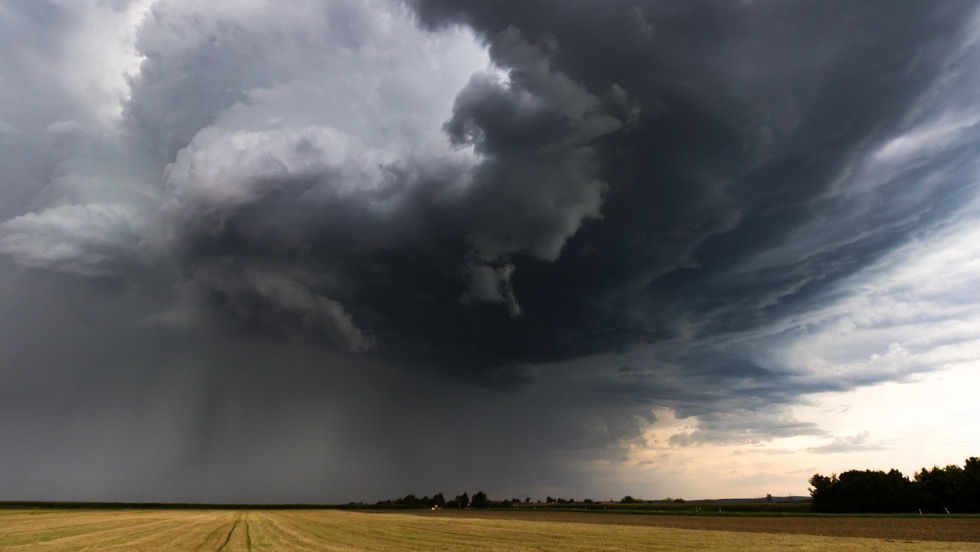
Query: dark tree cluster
448 491 523 509
375 492 446 508
545 496 575 504
810 457 980 513
450 493 469 509
470 491 490 509
374 491 510 509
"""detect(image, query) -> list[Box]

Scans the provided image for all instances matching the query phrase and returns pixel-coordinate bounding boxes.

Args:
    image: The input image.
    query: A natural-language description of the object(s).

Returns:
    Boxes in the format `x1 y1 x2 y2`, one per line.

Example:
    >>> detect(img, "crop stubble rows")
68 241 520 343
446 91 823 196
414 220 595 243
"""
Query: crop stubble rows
416 509 980 543
0 509 978 551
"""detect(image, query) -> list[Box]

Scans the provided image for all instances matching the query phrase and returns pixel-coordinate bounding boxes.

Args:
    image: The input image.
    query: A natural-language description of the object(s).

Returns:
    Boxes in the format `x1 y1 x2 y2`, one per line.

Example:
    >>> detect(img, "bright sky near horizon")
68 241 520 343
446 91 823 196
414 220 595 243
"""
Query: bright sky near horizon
1 0 979 503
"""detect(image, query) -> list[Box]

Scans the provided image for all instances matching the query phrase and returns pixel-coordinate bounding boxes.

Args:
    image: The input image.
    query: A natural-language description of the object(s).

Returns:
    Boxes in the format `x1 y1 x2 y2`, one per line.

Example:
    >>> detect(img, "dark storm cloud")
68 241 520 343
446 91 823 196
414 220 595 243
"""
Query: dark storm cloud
398 0 980 374
9 0 974 375
99 0 631 365
2 0 980 502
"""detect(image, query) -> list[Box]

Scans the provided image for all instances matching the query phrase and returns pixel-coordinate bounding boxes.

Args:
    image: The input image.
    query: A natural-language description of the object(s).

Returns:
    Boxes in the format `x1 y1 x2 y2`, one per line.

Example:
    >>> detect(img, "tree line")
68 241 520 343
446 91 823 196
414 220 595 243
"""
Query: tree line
809 457 980 513
373 491 530 509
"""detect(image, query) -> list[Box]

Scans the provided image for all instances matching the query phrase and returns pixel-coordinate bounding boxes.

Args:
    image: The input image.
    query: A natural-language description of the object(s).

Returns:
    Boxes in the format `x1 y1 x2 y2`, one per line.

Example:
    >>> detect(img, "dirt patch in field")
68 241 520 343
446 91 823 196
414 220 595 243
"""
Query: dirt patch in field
392 510 980 543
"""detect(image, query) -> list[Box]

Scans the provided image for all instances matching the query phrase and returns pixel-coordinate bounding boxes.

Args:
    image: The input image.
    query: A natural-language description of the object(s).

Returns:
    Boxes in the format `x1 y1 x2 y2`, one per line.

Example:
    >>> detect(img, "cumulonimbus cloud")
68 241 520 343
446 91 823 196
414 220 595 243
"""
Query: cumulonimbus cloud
1 0 980 492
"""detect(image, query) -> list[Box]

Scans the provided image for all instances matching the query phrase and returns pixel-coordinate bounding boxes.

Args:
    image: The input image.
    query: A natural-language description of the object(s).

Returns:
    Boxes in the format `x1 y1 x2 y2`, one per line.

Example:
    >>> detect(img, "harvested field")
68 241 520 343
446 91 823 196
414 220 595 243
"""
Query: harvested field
0 508 977 551
408 509 980 543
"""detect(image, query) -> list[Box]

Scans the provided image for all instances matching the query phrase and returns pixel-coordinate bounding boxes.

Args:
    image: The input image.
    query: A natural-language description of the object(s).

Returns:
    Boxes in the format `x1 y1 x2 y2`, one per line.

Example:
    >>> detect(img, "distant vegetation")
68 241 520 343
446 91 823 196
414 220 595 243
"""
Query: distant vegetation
809 457 980 513
371 491 528 509
358 492 811 514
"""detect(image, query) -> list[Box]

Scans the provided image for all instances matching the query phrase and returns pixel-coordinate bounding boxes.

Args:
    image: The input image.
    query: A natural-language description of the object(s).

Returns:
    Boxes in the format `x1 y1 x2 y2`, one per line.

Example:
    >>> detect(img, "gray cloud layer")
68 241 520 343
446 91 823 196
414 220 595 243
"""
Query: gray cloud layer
2 0 979 502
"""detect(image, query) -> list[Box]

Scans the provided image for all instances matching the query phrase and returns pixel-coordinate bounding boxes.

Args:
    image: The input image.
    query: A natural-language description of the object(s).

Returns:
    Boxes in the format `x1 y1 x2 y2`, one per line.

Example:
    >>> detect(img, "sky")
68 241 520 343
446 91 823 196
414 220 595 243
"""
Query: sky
1 0 979 504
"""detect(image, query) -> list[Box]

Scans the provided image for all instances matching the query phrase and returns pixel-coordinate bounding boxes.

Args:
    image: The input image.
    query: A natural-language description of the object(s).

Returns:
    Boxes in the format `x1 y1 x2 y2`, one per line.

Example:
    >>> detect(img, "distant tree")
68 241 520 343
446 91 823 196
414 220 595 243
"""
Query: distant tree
964 457 980 512
395 494 418 506
620 495 639 504
915 464 965 513
432 493 446 508
809 473 836 511
471 491 490 509
809 469 913 513
453 493 469 508
546 496 555 504
804 464 980 514
766 494 773 503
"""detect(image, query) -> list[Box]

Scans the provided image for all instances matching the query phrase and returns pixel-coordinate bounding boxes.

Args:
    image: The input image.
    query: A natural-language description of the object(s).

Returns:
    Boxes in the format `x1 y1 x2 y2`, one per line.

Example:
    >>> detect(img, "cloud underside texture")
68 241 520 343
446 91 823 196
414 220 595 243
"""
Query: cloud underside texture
1 0 980 501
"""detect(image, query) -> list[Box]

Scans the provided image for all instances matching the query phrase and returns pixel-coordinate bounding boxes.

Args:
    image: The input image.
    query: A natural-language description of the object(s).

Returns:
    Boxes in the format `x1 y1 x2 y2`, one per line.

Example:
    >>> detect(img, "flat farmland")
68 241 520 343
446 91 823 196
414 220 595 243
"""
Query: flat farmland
415 509 980 542
0 508 978 551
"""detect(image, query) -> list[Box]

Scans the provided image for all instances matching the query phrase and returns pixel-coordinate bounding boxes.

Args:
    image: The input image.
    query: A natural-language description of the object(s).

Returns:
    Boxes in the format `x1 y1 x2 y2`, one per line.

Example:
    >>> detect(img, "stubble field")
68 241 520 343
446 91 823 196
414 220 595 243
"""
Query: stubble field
0 508 978 551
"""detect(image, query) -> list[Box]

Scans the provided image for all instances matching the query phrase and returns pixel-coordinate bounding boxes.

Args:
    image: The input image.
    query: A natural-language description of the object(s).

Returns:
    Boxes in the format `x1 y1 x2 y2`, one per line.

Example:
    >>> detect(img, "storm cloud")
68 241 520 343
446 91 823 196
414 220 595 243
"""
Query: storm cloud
2 0 980 502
